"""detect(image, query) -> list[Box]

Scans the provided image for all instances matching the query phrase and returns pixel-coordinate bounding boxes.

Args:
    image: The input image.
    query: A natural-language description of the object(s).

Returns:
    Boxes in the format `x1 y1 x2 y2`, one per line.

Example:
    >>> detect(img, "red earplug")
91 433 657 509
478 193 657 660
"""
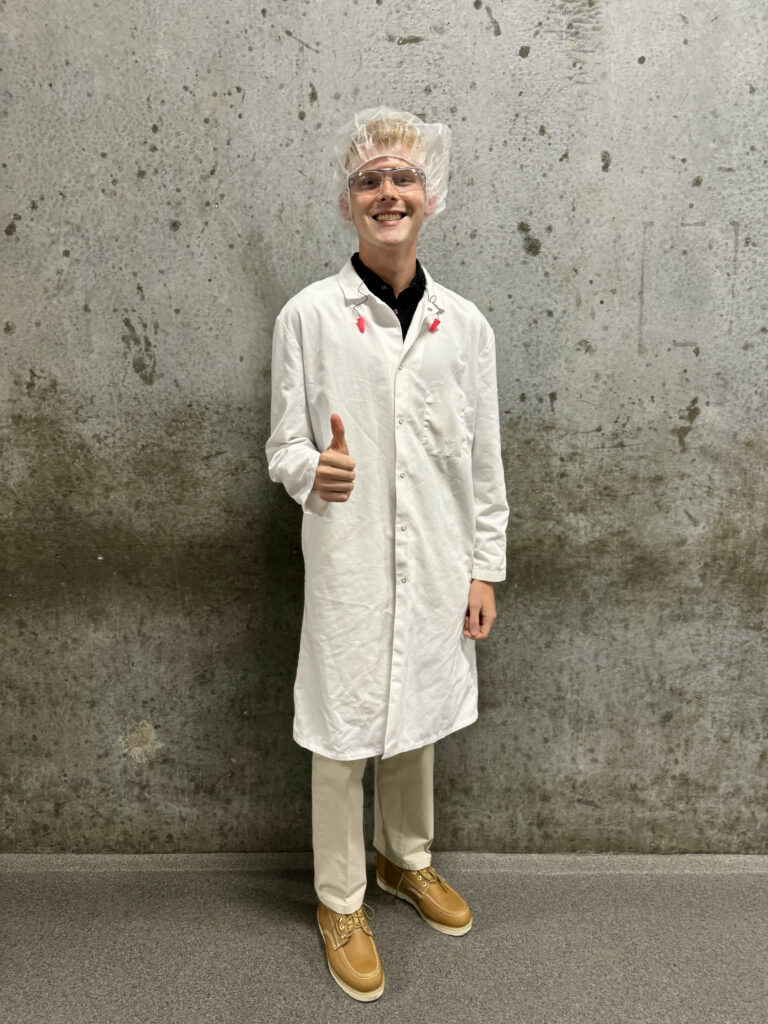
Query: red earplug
357 317 365 333
429 318 440 332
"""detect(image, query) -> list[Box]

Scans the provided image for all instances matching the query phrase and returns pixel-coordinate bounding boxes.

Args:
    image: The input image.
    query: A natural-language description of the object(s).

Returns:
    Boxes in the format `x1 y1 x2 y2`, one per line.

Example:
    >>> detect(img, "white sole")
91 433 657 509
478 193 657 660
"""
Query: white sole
376 875 473 936
316 918 385 1002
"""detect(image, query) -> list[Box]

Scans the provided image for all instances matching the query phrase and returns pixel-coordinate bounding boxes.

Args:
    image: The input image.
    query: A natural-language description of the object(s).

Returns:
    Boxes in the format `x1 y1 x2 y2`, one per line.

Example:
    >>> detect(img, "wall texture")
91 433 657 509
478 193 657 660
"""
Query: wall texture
2 0 766 853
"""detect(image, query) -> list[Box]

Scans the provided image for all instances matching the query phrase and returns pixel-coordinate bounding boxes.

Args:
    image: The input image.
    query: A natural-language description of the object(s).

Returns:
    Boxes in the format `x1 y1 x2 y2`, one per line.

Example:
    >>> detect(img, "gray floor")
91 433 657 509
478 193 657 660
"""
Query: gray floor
1 853 766 1024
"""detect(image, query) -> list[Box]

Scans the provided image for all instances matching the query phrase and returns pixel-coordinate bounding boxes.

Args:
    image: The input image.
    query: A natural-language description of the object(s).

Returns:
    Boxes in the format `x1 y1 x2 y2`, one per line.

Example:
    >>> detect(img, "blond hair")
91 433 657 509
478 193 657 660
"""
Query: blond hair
344 117 425 171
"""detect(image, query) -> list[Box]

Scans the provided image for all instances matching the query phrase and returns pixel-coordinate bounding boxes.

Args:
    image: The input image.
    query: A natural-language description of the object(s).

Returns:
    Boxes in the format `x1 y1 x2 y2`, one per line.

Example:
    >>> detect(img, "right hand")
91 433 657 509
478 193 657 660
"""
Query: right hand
313 413 356 502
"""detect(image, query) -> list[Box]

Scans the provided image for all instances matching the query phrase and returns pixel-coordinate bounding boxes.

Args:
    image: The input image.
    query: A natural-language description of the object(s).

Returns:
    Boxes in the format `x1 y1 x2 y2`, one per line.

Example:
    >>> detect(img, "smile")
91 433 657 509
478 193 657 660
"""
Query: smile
373 212 406 221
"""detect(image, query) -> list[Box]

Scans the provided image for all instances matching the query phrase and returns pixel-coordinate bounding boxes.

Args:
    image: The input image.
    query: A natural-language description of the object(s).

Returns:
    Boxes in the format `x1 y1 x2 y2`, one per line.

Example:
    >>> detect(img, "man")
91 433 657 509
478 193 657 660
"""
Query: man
265 107 508 1001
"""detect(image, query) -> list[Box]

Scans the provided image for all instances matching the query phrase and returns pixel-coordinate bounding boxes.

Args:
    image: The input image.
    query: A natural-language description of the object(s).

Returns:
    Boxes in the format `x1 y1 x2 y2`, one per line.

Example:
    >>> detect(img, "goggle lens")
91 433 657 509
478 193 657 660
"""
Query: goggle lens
348 167 426 193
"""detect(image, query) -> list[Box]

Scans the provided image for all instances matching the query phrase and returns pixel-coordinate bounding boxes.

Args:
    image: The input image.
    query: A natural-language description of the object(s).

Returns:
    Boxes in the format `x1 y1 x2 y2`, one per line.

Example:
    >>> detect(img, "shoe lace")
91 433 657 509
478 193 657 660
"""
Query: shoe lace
411 866 450 893
336 902 374 942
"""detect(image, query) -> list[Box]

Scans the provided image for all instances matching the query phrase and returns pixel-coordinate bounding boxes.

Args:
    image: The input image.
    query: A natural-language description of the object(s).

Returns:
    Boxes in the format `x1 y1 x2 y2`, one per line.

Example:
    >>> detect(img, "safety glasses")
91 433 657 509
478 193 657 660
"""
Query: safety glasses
347 166 427 194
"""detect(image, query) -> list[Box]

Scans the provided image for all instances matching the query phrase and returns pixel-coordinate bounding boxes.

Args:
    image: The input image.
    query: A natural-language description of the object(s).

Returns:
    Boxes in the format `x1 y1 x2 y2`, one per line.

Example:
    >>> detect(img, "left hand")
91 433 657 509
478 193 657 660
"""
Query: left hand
463 579 497 640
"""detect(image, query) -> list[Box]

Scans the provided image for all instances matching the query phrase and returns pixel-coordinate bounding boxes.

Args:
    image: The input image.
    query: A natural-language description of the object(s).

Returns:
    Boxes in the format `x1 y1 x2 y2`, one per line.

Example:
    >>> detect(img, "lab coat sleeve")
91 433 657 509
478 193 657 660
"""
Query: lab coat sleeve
471 325 509 582
265 316 329 518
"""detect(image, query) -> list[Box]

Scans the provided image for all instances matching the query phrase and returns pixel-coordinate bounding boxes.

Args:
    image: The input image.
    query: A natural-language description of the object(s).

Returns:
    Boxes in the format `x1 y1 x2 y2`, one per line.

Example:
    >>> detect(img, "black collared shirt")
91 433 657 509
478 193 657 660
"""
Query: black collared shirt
351 252 426 341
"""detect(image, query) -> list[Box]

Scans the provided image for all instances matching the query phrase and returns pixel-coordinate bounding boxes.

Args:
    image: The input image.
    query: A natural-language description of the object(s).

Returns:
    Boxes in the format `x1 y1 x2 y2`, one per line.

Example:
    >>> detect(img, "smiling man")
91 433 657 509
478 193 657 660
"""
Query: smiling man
265 107 509 1002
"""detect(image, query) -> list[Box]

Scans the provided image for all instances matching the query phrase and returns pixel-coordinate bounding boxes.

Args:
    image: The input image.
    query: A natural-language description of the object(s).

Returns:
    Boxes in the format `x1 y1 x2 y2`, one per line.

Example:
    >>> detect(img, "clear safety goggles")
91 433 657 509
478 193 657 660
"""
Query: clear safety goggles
347 165 427 195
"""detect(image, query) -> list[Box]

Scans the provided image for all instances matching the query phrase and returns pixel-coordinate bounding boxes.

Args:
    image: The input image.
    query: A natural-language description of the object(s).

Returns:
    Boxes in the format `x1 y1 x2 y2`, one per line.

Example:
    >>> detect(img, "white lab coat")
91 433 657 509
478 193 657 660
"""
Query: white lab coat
266 258 508 759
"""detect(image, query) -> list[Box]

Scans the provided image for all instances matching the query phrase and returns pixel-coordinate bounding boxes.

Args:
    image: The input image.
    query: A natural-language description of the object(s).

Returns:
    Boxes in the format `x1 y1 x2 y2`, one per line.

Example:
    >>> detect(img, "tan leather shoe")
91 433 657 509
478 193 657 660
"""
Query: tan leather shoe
316 901 385 1001
376 853 472 935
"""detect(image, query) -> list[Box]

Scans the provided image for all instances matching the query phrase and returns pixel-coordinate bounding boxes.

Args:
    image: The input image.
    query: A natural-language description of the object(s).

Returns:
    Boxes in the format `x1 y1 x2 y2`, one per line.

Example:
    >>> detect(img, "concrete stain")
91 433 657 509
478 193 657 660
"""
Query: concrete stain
121 316 157 385
601 150 611 171
484 4 502 35
116 721 164 763
517 221 542 256
674 397 700 452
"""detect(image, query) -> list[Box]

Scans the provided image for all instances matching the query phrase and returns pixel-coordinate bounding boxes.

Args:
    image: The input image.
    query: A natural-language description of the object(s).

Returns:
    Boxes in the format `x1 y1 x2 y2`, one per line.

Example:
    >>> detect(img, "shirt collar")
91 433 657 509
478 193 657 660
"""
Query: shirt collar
350 252 426 302
338 257 444 314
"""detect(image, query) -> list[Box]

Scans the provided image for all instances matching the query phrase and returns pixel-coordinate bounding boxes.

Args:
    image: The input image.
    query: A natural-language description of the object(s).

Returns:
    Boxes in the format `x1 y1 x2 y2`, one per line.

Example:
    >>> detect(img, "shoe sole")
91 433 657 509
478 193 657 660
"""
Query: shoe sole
316 918 385 1002
376 875 473 936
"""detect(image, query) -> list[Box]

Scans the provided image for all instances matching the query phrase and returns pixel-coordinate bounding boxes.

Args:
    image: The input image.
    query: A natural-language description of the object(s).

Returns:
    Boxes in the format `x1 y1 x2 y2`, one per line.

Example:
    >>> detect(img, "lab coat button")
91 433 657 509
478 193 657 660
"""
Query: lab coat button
400 525 406 531
401 577 407 583
398 418 403 424
399 472 405 478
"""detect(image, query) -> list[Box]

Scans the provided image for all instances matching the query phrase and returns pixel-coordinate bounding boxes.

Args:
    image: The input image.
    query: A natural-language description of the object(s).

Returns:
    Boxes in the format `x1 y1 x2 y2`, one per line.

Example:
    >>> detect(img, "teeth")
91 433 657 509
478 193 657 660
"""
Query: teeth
375 213 404 221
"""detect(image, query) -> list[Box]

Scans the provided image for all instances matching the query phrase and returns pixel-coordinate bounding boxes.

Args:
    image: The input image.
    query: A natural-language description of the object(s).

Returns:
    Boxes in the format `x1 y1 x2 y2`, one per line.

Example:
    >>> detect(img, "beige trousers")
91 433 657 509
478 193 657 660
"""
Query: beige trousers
311 743 435 915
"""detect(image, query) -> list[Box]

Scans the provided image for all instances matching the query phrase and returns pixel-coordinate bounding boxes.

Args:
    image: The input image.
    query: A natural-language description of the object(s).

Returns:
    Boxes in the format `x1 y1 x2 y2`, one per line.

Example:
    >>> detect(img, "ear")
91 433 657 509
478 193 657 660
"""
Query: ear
425 192 438 217
338 192 353 221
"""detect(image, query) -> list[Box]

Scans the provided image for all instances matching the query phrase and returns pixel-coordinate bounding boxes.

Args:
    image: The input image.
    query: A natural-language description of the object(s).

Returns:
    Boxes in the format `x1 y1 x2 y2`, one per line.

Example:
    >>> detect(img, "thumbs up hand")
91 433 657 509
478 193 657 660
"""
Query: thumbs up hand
313 413 356 502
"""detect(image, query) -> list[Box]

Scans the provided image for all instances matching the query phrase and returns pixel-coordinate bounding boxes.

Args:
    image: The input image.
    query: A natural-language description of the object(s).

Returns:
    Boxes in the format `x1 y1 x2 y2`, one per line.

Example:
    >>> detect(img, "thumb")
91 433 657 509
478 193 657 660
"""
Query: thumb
329 413 349 455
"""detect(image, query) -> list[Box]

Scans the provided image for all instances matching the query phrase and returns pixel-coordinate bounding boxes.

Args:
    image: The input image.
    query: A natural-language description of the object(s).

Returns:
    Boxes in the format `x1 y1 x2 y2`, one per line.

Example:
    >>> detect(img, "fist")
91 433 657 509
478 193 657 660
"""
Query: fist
313 413 356 502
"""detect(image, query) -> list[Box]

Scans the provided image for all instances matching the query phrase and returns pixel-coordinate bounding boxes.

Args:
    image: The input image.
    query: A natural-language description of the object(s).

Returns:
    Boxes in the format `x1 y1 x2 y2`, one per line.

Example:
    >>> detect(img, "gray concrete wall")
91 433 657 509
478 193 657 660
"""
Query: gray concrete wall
2 0 766 853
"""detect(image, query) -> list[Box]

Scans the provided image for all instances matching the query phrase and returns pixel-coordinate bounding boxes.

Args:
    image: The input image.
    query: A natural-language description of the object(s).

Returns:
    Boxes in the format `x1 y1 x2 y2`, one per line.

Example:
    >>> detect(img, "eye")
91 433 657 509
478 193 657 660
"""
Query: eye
356 172 379 190
392 171 418 188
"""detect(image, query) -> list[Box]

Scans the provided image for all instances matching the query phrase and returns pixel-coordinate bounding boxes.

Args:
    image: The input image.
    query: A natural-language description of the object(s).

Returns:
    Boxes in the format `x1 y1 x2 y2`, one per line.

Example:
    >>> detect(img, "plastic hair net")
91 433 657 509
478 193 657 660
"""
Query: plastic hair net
333 106 451 218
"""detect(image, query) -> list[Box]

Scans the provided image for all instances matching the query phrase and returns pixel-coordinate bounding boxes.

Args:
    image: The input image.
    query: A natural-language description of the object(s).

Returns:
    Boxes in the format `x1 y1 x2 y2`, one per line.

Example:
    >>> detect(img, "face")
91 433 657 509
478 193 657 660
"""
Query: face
341 151 436 256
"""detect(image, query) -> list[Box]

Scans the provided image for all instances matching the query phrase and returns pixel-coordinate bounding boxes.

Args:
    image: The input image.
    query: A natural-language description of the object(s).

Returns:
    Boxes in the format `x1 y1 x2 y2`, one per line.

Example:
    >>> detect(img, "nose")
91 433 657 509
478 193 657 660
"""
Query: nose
377 174 398 198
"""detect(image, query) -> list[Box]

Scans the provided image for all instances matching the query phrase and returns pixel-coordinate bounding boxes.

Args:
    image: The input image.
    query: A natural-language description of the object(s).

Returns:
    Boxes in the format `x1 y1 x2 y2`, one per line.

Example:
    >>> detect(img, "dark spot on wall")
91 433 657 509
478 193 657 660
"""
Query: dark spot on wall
474 0 483 8
169 220 181 231
137 169 147 178
519 393 527 402
548 391 557 412
298 109 306 120
396 35 423 44
601 150 611 171
539 125 546 135
559 149 569 161
577 338 594 354
692 175 702 186
121 316 158 385
5 222 16 236
673 397 700 452
517 222 541 255
4 321 16 334
519 44 530 57
638 55 646 63
151 124 159 133
484 4 502 35
309 82 318 104
62 249 70 257
682 397 700 425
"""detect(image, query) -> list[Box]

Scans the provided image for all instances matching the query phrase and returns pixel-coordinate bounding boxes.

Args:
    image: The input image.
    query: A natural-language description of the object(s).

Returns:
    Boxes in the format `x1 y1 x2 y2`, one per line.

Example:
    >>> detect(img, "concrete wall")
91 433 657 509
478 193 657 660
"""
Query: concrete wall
2 0 766 853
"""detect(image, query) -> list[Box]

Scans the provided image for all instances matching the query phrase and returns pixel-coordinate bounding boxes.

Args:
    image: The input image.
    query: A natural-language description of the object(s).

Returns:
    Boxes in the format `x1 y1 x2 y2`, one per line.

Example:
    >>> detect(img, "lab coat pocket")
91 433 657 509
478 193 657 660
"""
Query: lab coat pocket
420 381 469 458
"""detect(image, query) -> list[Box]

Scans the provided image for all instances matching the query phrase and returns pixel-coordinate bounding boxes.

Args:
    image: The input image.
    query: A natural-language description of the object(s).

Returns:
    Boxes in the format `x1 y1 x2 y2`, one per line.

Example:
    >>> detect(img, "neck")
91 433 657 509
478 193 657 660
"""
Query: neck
357 241 418 297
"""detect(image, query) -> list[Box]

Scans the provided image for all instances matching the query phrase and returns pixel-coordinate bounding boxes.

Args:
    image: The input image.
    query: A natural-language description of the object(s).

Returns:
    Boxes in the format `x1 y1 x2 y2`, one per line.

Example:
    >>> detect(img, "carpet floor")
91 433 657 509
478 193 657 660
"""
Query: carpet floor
1 853 766 1024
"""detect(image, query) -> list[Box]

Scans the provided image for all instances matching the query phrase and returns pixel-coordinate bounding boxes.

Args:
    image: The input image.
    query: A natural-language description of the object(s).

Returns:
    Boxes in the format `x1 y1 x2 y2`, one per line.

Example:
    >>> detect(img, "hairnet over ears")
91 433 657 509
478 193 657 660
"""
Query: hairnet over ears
333 106 451 218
